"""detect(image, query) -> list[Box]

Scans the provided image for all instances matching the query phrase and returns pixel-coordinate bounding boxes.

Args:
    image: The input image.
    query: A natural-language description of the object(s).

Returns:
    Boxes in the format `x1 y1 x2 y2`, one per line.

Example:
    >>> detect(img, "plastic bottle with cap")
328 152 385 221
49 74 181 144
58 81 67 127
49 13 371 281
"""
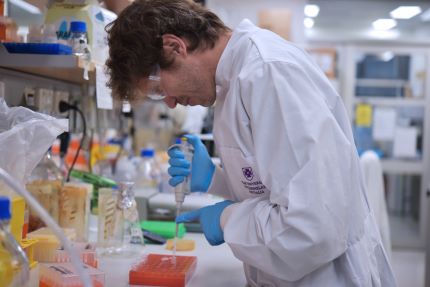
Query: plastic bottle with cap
0 196 29 287
69 21 91 80
69 21 88 56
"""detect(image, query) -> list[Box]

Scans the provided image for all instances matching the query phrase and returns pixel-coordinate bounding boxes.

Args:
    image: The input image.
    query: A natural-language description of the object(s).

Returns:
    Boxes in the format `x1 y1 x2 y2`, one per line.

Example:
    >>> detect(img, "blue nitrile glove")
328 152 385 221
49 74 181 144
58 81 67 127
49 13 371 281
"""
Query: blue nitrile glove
168 134 215 192
176 200 234 246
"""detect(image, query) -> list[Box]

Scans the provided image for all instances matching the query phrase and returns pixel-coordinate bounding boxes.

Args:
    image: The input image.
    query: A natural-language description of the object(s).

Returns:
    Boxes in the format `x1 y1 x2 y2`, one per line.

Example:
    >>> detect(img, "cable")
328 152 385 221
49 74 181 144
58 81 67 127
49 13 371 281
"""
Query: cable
88 130 94 173
59 101 87 182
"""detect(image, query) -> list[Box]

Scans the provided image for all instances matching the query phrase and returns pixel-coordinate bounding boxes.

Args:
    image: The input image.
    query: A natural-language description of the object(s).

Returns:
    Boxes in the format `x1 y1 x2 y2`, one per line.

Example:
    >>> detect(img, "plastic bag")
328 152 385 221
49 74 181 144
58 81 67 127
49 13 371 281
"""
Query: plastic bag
0 100 93 287
0 98 68 184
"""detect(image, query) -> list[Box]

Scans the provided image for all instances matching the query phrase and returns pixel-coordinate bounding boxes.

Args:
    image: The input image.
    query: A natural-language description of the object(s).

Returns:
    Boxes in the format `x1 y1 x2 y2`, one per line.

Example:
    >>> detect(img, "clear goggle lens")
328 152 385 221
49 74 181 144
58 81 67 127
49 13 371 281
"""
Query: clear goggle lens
147 74 166 100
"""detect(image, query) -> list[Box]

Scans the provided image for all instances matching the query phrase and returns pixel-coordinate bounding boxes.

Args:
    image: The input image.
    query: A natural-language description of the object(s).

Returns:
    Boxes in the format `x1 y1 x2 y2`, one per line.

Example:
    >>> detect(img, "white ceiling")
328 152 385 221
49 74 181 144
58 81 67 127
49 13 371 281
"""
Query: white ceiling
307 0 430 42
10 0 430 43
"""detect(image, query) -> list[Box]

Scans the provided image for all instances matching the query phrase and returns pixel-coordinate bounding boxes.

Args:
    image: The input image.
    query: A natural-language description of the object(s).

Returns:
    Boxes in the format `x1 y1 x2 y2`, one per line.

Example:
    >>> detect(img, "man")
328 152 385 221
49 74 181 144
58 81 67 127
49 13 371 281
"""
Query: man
105 1 397 286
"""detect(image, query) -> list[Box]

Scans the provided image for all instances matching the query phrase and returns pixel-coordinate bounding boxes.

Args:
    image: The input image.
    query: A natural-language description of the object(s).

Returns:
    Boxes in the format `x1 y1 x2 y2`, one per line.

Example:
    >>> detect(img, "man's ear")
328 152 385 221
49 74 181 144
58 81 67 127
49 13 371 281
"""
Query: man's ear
162 34 188 59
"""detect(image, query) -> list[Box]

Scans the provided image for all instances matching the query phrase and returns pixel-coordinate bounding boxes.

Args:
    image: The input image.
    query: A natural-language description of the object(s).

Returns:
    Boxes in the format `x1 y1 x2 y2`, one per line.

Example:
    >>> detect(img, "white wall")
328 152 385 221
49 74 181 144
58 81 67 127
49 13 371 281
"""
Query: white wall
206 0 307 44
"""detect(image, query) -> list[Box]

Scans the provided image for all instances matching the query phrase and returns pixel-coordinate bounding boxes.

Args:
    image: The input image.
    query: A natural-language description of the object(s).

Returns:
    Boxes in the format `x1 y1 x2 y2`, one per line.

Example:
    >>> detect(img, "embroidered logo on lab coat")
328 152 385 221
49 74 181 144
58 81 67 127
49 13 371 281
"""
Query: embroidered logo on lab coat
241 167 267 195
242 167 254 181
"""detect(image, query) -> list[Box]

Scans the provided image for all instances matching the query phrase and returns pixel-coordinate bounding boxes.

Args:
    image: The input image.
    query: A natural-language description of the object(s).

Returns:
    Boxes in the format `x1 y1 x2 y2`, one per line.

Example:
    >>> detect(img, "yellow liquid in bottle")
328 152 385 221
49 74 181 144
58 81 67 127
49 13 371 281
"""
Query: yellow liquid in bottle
0 245 14 287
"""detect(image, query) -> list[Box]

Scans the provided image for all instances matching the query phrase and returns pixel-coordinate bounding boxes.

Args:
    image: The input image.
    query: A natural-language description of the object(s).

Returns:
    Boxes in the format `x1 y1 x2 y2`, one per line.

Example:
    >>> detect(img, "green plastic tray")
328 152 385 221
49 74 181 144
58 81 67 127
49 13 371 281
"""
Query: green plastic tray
140 220 186 239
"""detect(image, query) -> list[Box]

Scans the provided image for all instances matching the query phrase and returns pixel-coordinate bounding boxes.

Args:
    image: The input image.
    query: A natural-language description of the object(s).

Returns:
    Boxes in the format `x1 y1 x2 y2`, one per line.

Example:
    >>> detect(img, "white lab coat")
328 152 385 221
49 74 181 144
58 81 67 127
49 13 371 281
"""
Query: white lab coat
360 150 392 261
207 19 396 286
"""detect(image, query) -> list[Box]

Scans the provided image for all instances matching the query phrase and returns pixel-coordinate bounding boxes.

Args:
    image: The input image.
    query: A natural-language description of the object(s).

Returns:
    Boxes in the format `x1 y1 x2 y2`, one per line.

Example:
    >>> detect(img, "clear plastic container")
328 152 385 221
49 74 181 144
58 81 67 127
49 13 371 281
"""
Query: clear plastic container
60 183 91 241
0 196 29 286
135 148 161 192
26 150 63 232
97 188 123 252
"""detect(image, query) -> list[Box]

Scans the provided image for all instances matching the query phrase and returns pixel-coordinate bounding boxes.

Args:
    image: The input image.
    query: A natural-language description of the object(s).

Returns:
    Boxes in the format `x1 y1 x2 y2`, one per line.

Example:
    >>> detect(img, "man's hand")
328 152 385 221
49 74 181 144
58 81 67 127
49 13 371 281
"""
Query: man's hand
176 200 234 245
168 134 215 192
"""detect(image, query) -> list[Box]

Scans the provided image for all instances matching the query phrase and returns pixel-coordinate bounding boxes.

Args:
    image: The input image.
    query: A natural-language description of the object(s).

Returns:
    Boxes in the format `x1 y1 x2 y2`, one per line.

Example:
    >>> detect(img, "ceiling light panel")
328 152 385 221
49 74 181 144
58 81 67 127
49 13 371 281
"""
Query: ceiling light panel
304 18 315 29
372 19 397 31
390 6 421 19
304 5 319 18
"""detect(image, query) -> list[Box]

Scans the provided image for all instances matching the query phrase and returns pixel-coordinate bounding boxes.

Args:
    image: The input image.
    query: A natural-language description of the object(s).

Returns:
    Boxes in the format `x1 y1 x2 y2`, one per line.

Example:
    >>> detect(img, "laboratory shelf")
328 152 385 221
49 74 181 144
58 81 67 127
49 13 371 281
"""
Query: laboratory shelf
353 97 426 107
0 44 95 84
355 78 408 88
380 159 424 175
340 44 430 253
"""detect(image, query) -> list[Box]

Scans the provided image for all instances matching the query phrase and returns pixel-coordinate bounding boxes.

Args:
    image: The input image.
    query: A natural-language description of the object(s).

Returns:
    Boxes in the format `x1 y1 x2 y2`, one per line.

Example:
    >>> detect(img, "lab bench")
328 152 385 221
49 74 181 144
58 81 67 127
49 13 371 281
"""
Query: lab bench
144 233 246 287
97 232 247 287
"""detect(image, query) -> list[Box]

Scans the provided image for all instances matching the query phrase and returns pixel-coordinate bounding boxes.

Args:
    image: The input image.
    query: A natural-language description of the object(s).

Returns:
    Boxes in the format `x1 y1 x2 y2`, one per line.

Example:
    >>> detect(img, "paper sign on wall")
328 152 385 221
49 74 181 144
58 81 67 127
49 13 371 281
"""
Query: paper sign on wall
372 108 396 141
96 64 113 110
393 127 418 158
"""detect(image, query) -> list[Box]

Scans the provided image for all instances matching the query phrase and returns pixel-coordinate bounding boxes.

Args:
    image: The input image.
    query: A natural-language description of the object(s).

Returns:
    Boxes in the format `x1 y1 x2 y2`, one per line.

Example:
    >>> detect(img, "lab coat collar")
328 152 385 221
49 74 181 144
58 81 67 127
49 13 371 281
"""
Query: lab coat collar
215 19 257 91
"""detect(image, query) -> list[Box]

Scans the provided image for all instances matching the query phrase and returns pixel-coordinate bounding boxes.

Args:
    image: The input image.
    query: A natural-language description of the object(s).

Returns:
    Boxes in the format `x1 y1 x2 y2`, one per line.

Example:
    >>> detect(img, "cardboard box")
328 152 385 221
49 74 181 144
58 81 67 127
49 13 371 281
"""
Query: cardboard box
258 9 292 41
45 3 116 64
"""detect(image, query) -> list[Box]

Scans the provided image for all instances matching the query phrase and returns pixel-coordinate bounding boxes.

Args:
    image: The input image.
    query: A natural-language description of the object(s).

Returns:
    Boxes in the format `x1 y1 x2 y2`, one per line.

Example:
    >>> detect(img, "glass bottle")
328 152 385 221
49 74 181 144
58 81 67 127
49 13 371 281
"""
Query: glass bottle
69 21 88 56
29 149 63 182
97 183 143 256
0 196 29 287
117 182 144 247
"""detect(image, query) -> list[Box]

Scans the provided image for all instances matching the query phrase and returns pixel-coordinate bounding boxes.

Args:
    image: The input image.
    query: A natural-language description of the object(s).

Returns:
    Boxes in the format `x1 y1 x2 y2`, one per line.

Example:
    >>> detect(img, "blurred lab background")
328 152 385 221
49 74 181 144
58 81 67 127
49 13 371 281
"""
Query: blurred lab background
1 0 430 287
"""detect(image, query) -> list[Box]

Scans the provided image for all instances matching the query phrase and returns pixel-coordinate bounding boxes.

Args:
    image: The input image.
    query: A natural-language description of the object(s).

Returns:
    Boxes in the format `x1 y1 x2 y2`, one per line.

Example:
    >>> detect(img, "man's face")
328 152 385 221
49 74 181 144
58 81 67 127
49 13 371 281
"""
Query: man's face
136 55 216 108
136 34 217 109
160 58 216 109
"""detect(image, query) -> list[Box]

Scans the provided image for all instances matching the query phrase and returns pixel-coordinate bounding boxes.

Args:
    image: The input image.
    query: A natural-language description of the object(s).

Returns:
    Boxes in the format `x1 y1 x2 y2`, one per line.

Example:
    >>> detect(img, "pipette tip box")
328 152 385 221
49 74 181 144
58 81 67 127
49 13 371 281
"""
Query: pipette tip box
39 262 104 287
55 242 98 268
129 253 197 287
27 227 77 262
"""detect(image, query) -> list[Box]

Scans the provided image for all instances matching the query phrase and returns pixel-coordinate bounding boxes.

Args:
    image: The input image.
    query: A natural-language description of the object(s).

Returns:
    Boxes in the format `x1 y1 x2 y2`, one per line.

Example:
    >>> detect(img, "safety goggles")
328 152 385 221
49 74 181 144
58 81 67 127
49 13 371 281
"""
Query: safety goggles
146 64 166 100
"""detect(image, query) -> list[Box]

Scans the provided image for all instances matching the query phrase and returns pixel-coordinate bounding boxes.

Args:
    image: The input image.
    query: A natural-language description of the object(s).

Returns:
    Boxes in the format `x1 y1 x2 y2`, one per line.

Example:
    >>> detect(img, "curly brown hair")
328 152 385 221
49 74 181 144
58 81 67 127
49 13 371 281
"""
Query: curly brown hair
105 0 230 101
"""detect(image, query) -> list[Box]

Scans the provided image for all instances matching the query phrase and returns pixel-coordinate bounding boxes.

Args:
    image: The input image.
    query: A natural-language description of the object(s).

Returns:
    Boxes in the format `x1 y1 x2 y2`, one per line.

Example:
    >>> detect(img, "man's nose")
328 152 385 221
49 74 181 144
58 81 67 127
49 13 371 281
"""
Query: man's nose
163 96 177 109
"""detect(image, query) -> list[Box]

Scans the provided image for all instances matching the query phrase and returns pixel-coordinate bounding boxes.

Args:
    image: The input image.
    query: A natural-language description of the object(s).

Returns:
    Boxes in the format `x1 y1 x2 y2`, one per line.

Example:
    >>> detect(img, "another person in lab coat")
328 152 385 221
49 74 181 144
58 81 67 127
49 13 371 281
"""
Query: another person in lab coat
105 1 397 286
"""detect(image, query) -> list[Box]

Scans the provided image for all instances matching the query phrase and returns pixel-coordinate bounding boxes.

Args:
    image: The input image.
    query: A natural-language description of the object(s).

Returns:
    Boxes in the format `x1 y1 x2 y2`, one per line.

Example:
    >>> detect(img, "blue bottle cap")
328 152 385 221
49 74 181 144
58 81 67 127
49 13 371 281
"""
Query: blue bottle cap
107 138 123 146
70 21 87 33
140 148 155 158
0 196 11 220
